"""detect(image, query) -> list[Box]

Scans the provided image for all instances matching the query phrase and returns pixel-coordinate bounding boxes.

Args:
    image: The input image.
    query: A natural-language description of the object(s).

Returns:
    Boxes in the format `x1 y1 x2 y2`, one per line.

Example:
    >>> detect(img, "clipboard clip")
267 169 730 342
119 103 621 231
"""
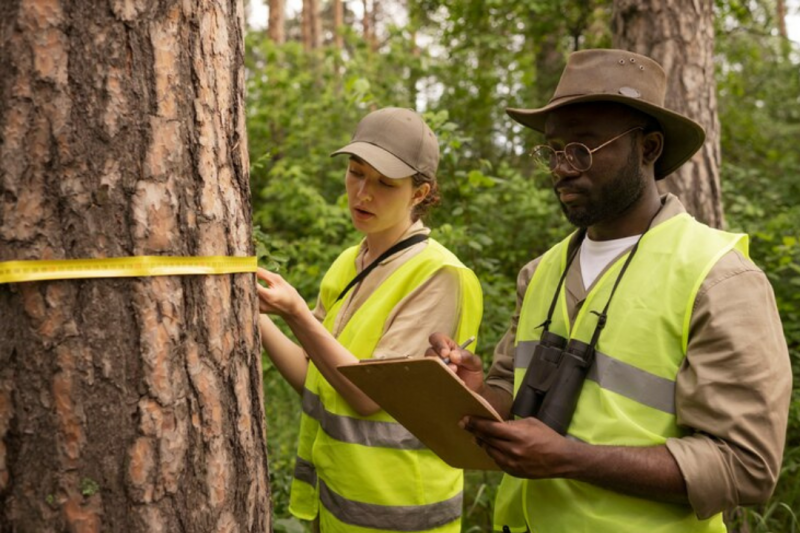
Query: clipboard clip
359 354 411 363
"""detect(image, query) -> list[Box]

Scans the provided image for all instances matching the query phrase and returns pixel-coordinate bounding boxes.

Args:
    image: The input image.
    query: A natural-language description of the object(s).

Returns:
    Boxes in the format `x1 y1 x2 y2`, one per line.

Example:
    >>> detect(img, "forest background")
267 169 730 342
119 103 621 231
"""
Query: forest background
245 1 800 531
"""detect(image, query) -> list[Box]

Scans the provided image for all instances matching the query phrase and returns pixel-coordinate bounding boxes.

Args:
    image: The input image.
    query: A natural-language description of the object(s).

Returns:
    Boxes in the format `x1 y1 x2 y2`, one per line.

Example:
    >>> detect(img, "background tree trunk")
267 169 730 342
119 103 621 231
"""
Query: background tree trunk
302 0 312 49
269 0 286 44
0 1 270 531
302 0 321 50
777 0 787 39
362 0 373 47
333 0 344 49
612 0 725 228
311 0 322 49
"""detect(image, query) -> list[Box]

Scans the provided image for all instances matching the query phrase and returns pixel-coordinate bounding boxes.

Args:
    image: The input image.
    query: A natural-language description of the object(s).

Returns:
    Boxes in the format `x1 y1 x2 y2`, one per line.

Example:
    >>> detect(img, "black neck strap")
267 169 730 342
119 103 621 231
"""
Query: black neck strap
537 229 585 332
537 203 665 348
334 233 429 304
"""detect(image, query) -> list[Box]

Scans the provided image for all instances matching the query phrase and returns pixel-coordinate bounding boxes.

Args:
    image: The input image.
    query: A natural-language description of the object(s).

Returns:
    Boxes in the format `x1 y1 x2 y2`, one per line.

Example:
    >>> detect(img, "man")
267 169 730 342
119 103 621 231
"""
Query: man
428 49 791 533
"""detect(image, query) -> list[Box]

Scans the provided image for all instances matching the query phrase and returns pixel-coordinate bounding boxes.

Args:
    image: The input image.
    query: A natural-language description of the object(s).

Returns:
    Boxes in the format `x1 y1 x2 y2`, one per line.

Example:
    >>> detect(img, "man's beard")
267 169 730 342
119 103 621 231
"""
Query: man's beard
557 148 646 229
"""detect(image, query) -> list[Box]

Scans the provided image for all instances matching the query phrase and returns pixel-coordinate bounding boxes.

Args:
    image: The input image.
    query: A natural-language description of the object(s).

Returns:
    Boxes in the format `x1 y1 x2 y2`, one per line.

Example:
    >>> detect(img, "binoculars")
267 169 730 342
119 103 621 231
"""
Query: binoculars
511 330 595 435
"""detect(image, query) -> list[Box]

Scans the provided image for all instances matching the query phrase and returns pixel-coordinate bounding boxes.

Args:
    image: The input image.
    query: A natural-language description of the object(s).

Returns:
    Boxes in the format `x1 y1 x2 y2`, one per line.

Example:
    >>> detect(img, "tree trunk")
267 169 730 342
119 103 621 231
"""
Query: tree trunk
302 0 321 50
302 0 312 50
777 0 787 39
333 0 344 50
0 1 270 531
269 0 286 44
371 0 380 49
311 0 322 49
362 0 372 47
612 0 725 228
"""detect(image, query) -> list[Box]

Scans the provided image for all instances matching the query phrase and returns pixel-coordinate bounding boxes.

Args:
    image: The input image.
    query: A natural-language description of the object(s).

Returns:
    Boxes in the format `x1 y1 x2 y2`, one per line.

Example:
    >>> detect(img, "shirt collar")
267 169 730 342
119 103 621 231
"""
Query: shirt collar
357 220 431 266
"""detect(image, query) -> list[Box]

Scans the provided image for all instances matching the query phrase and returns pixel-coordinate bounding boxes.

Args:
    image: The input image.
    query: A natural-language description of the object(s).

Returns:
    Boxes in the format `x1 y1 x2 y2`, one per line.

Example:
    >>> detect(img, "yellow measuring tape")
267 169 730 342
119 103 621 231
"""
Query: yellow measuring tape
0 256 257 284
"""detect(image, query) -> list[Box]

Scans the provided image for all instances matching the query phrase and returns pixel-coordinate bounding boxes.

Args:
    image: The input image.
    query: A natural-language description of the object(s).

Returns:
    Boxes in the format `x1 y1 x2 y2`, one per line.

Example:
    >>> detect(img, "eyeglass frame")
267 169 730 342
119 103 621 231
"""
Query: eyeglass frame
530 126 645 173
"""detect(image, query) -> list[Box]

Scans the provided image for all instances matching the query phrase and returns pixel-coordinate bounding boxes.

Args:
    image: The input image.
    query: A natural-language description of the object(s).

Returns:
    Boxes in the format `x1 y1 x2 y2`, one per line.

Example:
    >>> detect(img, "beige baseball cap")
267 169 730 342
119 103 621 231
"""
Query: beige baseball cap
331 107 439 179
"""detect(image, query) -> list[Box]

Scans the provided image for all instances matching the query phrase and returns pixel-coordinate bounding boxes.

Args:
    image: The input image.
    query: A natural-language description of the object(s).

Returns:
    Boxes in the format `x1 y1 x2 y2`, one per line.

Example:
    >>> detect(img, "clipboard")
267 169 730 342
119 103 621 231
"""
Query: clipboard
338 357 503 471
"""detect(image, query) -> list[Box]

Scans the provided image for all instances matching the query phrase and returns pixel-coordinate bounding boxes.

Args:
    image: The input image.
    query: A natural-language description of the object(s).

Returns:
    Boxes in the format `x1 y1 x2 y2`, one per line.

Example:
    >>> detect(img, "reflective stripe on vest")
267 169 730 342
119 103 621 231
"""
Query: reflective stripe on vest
302 388 426 449
319 480 463 532
289 238 483 532
514 342 676 414
493 213 747 533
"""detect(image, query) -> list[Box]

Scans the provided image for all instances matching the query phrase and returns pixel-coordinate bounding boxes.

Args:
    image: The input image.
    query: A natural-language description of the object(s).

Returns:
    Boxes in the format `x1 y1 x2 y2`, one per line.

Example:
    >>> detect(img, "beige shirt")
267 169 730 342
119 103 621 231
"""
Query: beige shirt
485 194 792 519
313 220 462 359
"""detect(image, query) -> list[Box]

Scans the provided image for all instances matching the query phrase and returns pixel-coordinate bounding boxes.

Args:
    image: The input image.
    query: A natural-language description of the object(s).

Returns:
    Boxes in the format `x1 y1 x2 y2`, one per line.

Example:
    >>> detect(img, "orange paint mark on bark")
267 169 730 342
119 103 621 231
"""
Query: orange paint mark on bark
63 496 101 533
127 437 155 503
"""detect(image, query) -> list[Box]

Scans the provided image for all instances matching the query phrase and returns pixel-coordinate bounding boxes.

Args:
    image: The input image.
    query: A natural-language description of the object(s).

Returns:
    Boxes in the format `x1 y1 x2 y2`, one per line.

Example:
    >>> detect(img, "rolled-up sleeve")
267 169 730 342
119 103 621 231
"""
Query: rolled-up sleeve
486 258 542 398
372 266 462 360
666 251 792 519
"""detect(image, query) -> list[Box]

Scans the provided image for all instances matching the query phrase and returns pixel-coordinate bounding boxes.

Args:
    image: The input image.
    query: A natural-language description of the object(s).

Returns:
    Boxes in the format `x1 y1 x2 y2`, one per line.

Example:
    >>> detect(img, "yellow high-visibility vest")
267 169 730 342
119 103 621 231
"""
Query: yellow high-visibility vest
494 213 747 533
290 239 483 532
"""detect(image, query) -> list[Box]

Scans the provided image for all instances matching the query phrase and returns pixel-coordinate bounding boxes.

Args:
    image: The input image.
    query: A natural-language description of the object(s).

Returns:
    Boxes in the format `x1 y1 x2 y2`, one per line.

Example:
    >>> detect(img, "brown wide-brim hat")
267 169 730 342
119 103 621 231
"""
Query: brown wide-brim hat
506 49 706 180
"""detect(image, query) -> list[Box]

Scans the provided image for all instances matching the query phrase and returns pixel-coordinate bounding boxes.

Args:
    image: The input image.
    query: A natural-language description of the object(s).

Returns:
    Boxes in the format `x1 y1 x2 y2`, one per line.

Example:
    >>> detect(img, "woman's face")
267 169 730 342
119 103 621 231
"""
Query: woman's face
345 158 426 236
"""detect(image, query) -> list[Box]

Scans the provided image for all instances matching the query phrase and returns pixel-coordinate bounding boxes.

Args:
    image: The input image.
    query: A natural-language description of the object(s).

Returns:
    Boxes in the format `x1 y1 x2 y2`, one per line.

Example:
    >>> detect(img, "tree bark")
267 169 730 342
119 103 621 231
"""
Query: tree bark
268 0 285 44
362 0 372 47
777 0 787 39
333 0 344 49
302 0 321 50
0 1 270 531
311 0 322 49
371 0 380 49
612 0 725 228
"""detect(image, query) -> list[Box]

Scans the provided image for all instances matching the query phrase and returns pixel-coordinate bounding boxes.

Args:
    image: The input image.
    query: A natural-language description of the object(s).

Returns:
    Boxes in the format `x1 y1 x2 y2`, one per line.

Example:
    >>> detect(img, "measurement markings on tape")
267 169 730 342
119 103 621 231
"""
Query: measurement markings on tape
0 256 257 284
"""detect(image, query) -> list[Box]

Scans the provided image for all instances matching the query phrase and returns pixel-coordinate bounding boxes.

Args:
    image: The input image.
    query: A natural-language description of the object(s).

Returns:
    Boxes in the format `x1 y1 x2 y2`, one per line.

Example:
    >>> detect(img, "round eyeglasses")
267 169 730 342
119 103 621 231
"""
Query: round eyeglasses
530 127 644 173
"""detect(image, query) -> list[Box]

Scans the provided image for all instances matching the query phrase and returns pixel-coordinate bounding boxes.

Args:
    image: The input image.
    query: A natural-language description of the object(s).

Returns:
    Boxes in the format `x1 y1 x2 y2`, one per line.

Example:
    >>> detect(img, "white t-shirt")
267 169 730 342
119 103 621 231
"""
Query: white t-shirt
579 234 641 289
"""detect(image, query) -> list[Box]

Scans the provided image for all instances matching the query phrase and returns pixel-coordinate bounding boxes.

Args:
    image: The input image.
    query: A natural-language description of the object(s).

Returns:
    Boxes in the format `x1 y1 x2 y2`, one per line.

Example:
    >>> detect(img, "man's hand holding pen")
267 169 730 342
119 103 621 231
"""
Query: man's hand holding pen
425 333 485 394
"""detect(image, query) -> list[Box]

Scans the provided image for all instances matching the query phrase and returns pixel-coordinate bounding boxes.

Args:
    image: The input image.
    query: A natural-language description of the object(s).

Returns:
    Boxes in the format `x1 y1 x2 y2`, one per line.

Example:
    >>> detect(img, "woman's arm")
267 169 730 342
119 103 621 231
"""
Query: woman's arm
257 268 381 416
258 314 308 395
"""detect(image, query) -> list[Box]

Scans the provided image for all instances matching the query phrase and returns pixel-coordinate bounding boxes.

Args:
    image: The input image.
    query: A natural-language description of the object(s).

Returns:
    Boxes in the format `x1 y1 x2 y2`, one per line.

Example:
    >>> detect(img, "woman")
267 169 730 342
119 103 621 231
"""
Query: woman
257 107 483 533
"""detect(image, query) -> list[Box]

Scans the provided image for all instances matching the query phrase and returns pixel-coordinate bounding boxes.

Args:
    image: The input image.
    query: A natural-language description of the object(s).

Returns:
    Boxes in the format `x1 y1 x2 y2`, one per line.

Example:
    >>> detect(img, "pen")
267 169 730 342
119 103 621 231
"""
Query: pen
441 335 476 366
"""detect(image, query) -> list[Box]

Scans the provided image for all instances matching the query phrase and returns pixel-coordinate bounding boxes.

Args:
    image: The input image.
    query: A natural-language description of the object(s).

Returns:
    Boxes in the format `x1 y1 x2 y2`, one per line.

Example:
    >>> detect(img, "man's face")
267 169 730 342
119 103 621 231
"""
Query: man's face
543 103 648 230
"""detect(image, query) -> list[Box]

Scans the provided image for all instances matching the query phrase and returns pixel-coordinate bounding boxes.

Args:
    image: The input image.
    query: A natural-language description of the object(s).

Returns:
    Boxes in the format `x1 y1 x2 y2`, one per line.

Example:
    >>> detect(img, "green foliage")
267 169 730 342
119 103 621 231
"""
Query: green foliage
715 5 800 529
80 477 100 497
250 1 800 530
